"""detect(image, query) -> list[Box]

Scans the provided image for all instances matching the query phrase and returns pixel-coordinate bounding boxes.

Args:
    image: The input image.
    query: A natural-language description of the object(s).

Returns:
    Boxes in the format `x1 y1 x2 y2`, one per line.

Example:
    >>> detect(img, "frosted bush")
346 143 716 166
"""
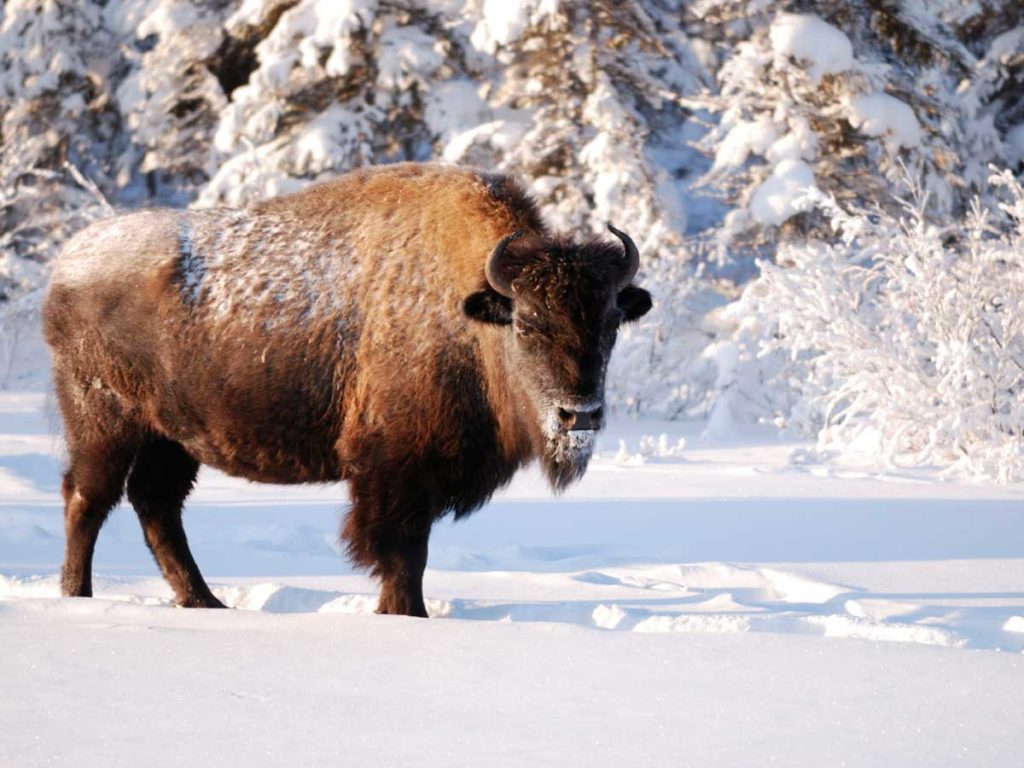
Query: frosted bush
723 169 1024 482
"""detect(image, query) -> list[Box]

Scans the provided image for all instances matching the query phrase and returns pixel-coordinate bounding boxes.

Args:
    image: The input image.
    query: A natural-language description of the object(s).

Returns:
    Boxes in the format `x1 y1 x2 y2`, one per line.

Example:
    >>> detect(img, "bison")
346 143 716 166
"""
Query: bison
43 162 652 617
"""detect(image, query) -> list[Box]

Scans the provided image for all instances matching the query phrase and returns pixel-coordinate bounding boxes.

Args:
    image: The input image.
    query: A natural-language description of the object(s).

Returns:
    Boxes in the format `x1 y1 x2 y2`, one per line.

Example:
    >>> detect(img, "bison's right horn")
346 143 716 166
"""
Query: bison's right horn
485 229 524 298
607 224 640 288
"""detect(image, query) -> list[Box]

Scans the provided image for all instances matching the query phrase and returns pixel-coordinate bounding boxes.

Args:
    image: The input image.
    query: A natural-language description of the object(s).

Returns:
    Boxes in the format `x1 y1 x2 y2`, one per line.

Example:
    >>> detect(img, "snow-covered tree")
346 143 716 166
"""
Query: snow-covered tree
692 1 1024 252
0 0 122 300
106 0 232 206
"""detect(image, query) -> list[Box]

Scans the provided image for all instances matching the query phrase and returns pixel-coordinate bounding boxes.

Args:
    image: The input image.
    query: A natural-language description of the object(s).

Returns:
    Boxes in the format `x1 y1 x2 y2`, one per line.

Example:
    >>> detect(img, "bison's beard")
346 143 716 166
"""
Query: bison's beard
541 430 596 492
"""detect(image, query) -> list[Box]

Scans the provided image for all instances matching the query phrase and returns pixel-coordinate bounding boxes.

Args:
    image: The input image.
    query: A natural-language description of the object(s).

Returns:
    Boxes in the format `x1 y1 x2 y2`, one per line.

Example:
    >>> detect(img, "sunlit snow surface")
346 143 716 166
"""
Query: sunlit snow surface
1 388 1023 766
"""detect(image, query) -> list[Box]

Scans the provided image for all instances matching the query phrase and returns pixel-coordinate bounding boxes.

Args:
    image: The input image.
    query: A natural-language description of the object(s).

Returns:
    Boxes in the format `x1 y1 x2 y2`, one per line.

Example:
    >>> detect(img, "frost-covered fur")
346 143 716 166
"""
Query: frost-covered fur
43 162 651 616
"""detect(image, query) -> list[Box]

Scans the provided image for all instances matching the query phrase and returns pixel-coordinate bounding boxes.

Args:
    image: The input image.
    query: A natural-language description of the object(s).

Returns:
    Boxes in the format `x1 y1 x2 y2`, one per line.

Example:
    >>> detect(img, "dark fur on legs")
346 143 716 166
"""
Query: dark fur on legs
60 445 133 598
126 436 224 608
375 533 429 617
344 470 433 618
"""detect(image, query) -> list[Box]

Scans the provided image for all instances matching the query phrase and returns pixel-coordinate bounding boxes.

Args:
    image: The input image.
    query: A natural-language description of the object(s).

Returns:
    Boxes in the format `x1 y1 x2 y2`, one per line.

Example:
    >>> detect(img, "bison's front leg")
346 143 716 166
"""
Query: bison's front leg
343 474 432 618
375 532 429 617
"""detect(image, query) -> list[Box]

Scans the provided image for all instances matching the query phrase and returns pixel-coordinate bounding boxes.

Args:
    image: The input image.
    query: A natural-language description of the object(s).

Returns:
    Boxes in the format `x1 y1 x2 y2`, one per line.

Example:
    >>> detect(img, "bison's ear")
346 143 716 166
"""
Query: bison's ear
464 289 513 325
618 285 652 322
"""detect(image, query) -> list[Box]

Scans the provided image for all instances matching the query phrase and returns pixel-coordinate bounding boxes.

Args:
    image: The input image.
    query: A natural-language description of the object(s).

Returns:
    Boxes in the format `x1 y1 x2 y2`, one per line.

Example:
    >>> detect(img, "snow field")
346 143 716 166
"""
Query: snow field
3 594 1022 768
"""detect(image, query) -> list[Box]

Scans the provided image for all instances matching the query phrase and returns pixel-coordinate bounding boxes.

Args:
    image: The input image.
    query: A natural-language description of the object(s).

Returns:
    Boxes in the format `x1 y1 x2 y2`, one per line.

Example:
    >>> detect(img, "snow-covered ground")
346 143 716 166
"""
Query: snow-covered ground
2 383 1023 766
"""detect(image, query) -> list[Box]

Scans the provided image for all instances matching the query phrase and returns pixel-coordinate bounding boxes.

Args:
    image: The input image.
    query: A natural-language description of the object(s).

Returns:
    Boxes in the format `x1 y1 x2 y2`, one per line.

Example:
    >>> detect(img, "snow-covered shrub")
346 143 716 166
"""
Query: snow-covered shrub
721 169 1024 481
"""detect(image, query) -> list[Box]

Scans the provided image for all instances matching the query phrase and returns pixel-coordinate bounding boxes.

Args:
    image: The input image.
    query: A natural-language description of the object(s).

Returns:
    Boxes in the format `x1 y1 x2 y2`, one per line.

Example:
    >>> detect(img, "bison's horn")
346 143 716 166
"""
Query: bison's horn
607 224 640 288
485 229 524 298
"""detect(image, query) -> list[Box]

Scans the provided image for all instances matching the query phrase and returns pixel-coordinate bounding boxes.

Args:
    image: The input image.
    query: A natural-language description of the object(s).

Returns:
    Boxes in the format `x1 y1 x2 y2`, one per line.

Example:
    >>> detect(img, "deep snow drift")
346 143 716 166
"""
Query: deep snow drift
1 378 1023 766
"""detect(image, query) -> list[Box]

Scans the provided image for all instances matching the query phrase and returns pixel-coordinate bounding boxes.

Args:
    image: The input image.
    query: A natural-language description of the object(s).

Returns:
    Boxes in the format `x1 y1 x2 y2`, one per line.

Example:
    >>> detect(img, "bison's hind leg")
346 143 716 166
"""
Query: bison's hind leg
54 360 145 598
60 441 136 598
126 437 224 608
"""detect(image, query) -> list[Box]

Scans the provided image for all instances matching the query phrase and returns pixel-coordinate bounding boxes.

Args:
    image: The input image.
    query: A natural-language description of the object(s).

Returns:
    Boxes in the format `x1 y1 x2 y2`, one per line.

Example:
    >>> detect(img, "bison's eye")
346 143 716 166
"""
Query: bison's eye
515 316 548 340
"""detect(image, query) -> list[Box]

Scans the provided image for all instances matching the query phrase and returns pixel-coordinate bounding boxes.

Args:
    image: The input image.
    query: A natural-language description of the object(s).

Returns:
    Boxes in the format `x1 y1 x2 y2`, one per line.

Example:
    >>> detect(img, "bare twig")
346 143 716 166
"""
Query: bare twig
62 160 114 216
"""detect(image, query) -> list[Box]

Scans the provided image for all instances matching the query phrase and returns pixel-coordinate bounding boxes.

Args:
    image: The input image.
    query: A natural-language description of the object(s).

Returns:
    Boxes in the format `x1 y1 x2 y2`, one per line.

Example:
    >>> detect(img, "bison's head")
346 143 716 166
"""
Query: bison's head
464 225 652 490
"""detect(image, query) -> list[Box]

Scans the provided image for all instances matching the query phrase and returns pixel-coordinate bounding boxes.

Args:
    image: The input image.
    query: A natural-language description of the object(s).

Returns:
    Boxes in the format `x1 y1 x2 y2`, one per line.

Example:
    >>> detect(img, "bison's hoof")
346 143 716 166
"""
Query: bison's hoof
178 594 228 609
376 597 428 618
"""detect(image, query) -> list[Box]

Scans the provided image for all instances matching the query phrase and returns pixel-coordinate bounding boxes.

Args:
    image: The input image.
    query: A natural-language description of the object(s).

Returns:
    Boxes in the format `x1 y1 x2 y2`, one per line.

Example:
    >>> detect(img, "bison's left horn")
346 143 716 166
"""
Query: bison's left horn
607 224 640 288
485 229 524 298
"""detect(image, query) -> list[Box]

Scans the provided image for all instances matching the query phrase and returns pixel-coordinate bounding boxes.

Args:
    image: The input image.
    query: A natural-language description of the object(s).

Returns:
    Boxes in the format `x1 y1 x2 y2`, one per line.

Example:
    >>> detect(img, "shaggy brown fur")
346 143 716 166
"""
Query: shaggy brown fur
43 162 652 616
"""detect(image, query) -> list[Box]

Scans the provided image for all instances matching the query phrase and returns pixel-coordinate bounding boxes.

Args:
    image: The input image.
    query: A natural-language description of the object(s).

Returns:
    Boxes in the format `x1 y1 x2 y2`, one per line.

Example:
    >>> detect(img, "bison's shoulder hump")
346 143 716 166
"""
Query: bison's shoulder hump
476 172 543 226
250 163 545 232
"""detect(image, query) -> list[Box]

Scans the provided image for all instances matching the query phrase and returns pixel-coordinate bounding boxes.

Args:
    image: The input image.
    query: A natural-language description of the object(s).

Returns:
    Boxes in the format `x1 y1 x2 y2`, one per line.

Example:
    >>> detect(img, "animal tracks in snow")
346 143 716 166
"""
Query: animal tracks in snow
214 561 1023 650
2 562 1016 651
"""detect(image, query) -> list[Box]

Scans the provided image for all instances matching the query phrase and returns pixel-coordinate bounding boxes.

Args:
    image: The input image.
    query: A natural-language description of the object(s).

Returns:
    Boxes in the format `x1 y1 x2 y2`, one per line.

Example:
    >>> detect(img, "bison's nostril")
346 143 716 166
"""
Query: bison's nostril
557 407 576 428
557 405 604 431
